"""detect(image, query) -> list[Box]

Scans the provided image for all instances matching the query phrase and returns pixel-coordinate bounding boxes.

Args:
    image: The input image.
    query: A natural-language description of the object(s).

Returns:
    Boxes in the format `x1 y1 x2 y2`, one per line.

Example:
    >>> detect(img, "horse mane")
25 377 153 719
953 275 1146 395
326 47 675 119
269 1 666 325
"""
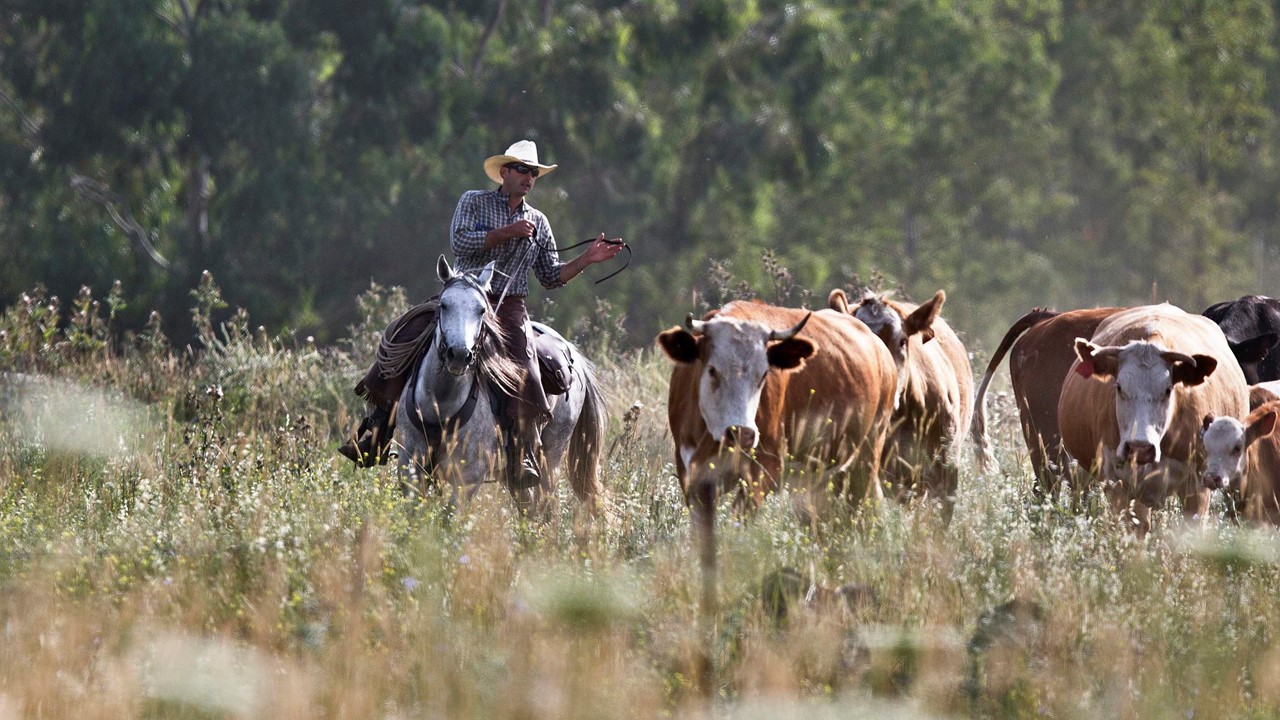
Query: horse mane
440 274 524 396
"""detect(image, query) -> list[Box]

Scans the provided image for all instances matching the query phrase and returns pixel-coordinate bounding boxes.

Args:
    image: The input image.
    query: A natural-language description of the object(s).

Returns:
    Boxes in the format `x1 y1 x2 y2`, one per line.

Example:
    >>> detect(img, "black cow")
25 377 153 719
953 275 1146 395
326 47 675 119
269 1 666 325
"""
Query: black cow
1203 295 1280 384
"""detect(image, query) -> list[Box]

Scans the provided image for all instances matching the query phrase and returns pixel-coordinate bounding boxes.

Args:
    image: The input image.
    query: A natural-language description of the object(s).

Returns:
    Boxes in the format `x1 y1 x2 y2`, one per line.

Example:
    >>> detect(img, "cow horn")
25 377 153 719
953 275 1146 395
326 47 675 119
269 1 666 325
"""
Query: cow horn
685 313 706 335
1160 350 1198 368
769 312 811 341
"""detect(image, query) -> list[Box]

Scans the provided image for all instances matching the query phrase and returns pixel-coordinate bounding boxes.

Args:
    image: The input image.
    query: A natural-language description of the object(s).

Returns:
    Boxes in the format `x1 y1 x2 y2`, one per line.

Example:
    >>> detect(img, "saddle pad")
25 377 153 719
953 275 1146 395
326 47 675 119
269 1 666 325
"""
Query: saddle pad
534 333 574 396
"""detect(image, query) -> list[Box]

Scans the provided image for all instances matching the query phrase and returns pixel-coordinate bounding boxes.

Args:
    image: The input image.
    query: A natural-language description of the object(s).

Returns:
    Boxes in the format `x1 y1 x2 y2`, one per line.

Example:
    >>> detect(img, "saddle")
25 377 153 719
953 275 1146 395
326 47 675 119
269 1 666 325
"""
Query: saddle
533 326 574 396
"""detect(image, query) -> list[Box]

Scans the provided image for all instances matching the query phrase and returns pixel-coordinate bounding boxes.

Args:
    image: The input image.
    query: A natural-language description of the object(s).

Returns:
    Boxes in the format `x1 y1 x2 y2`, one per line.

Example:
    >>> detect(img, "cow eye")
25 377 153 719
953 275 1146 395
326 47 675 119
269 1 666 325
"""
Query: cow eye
1234 444 1244 455
707 366 718 380
1115 384 1124 399
1164 387 1172 399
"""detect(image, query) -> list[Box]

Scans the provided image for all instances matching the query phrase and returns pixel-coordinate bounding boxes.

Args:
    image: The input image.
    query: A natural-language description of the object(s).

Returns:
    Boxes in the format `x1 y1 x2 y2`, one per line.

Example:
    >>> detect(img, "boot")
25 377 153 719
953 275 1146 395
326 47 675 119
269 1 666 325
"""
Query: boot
508 411 550 491
338 406 393 467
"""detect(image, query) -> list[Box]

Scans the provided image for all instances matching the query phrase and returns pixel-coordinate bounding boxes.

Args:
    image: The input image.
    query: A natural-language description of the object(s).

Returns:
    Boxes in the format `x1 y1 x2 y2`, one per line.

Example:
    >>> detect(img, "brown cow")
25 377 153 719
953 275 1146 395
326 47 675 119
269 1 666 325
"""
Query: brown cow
1058 304 1249 535
829 289 973 513
1200 399 1280 524
971 307 1123 496
658 301 897 647
657 300 897 508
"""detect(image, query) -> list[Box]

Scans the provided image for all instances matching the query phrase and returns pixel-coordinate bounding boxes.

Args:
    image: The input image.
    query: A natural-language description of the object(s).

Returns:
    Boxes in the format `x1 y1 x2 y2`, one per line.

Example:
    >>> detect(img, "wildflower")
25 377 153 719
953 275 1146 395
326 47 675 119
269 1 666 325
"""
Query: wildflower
402 577 420 591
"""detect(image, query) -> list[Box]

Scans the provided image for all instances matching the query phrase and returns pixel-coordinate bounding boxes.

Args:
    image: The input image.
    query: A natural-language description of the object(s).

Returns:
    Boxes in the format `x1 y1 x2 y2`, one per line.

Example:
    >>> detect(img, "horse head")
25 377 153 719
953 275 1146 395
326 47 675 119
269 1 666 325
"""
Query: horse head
435 256 496 376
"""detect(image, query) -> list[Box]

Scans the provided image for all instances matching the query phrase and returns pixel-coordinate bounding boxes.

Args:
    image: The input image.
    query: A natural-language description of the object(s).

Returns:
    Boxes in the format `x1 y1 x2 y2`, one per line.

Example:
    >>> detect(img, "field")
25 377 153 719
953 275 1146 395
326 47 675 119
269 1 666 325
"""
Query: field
3 284 1280 719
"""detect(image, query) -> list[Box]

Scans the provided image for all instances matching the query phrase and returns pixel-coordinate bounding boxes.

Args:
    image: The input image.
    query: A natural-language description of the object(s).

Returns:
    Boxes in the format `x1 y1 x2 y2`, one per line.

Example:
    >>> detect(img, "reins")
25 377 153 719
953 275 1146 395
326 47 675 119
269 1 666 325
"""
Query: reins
493 232 632 307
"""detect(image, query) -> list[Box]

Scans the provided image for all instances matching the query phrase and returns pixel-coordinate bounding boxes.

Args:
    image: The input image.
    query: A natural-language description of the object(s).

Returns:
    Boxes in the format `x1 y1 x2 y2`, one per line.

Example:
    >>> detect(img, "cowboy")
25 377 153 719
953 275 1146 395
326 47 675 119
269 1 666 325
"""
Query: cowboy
339 140 623 487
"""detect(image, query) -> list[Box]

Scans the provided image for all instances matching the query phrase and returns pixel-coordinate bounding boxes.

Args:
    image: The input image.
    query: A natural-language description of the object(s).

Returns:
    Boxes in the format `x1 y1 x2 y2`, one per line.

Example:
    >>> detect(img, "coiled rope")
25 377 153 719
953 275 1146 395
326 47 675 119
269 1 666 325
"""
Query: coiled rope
375 299 439 380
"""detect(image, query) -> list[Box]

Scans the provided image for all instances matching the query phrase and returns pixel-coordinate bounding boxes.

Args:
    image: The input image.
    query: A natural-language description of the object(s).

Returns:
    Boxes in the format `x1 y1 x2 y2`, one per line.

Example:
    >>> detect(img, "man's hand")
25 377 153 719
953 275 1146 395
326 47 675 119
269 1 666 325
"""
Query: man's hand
485 220 537 249
581 232 625 265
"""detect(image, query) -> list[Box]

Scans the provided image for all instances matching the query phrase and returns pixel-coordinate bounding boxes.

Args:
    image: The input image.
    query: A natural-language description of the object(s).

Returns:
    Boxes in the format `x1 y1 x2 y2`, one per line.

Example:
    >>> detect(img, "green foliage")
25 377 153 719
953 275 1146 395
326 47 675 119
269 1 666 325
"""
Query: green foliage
3 0 1280 353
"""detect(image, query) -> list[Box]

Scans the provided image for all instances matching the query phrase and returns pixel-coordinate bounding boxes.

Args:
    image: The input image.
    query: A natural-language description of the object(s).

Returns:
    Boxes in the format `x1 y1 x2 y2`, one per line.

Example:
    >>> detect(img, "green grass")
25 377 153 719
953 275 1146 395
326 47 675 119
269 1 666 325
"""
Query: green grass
3 286 1280 719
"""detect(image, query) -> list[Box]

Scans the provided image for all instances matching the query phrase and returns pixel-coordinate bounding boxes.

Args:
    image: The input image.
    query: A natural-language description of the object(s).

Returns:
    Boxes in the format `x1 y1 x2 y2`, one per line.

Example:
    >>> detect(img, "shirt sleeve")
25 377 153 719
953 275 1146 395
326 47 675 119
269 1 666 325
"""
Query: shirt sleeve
450 191 489 258
532 213 567 289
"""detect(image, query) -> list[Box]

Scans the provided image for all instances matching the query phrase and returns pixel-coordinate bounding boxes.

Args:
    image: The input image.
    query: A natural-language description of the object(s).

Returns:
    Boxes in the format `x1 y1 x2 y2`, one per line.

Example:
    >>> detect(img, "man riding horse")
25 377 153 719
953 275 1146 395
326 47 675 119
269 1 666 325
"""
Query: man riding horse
339 140 624 487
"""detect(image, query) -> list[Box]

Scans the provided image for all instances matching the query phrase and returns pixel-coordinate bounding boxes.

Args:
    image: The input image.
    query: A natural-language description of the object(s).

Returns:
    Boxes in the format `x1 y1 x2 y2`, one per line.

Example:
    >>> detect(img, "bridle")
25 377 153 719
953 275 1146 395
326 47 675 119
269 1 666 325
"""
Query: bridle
435 273 493 370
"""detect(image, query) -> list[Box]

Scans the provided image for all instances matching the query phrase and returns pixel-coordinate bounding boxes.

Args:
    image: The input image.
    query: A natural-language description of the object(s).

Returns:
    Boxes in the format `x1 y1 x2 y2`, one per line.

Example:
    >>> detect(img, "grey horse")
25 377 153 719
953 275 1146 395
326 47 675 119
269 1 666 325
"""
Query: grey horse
395 256 606 514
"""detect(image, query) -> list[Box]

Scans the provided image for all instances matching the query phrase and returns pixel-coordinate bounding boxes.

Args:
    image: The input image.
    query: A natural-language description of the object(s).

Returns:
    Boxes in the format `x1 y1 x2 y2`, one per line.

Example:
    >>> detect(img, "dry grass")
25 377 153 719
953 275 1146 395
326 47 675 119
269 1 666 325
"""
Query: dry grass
3 284 1280 719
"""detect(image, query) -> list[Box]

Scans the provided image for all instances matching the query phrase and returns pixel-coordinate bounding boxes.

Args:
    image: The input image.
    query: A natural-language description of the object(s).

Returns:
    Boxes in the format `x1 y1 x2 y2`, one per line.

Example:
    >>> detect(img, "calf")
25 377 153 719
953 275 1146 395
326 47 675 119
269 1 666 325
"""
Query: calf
1200 400 1280 524
1058 304 1249 535
829 289 973 512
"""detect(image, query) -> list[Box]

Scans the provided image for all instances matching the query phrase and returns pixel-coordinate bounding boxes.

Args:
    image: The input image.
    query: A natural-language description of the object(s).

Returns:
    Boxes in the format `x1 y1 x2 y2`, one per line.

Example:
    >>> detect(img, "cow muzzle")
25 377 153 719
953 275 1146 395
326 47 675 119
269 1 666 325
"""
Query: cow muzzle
722 425 759 449
1118 440 1158 466
1202 471 1228 491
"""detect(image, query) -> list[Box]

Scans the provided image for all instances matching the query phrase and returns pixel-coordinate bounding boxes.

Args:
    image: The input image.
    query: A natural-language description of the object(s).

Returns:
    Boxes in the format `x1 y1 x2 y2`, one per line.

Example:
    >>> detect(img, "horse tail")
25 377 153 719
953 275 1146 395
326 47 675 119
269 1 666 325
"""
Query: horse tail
567 357 606 502
971 307 1059 472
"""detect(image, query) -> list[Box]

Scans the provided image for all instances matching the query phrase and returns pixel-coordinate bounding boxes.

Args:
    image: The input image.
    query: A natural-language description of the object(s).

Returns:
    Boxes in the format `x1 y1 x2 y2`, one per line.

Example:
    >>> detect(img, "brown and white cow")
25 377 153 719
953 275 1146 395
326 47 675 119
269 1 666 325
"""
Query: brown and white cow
1200 399 1280 524
1058 303 1249 535
658 300 897 509
829 289 973 512
971 307 1124 495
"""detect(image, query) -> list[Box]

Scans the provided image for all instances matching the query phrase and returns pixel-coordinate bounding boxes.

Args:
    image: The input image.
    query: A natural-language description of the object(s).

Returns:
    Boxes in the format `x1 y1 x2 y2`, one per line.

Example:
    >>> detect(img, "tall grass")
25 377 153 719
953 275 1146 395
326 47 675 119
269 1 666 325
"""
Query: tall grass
2 279 1280 719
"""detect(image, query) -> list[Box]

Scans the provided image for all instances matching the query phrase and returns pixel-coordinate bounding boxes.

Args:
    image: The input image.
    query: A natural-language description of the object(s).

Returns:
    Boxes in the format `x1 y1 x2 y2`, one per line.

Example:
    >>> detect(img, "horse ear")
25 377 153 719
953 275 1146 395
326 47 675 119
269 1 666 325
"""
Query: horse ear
437 255 454 282
476 262 496 291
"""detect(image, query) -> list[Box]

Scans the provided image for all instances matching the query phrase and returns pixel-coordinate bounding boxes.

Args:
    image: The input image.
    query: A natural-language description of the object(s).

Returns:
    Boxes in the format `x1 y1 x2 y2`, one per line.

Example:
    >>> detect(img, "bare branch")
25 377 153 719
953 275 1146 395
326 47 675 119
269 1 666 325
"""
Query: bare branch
470 0 508 76
70 175 172 271
0 87 40 139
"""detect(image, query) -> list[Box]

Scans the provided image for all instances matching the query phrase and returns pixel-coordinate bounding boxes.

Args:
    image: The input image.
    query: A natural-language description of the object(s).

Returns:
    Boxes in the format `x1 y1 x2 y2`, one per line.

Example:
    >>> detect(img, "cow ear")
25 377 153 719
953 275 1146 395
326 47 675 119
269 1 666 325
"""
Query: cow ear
1074 339 1104 379
1246 406 1278 445
1169 353 1218 387
657 328 700 364
904 290 945 343
1231 333 1279 365
767 338 816 370
828 288 850 314
1201 414 1216 435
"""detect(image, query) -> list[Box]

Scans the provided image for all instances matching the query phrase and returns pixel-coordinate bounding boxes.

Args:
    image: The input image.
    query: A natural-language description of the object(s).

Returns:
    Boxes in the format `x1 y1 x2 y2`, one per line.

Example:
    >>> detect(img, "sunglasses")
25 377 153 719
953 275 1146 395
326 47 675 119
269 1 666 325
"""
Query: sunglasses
505 163 540 178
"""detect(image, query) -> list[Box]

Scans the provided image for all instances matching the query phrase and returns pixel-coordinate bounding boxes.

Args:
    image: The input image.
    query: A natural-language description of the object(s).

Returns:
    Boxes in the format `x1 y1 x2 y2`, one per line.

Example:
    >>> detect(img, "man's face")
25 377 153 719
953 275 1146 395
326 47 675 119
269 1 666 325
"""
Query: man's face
500 162 539 196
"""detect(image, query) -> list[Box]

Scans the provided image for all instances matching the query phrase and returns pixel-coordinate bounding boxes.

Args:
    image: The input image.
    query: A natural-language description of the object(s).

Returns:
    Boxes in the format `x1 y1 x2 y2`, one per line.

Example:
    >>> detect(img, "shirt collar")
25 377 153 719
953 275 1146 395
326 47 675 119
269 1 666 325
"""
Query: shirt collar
492 188 528 213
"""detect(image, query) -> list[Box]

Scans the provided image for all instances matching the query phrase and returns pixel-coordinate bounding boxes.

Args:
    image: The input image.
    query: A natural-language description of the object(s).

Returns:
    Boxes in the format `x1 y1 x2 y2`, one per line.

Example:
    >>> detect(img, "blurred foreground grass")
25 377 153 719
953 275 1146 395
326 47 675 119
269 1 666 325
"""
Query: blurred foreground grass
3 282 1280 719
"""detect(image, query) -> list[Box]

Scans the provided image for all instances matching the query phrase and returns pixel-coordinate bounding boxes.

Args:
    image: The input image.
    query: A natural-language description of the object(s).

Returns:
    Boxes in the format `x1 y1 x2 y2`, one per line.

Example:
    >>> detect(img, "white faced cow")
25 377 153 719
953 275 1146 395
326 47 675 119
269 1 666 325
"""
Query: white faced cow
658 300 897 510
1058 304 1249 536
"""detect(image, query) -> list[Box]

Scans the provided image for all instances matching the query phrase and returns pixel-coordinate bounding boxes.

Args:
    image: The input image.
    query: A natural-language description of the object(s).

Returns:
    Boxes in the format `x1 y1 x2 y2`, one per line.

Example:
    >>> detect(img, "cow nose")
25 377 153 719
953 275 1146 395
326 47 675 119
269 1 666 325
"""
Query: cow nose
723 425 758 449
1202 472 1225 491
1121 441 1157 465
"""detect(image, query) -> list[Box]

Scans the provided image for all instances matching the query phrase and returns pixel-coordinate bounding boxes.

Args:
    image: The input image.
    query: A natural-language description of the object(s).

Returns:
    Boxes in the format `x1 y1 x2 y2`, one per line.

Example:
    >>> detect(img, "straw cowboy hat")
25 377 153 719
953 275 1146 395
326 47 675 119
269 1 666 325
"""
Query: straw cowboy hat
484 140 558 184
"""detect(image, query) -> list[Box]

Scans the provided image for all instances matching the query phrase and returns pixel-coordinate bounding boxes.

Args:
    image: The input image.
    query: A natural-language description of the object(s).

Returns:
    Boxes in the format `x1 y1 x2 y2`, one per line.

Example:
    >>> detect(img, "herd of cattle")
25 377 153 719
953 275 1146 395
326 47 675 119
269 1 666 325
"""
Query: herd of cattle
657 292 1280 536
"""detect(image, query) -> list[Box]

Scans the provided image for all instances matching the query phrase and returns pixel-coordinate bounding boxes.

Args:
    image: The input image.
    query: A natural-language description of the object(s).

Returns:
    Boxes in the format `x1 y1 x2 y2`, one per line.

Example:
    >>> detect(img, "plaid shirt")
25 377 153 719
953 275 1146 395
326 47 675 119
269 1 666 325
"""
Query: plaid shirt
450 189 565 297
